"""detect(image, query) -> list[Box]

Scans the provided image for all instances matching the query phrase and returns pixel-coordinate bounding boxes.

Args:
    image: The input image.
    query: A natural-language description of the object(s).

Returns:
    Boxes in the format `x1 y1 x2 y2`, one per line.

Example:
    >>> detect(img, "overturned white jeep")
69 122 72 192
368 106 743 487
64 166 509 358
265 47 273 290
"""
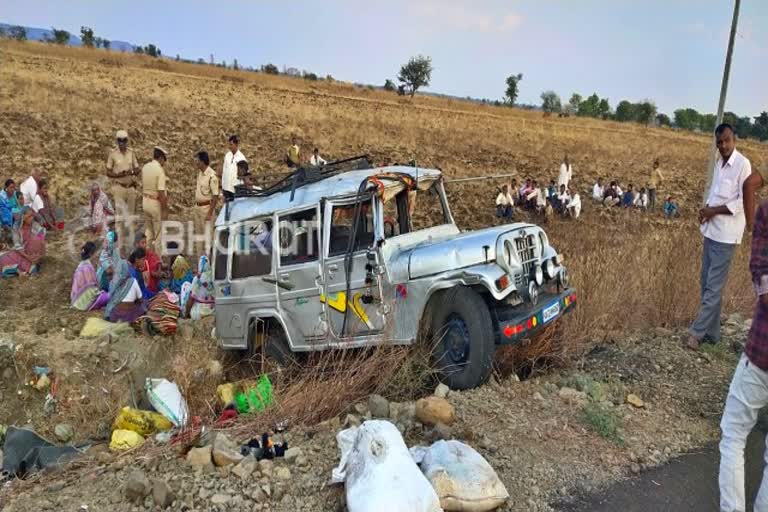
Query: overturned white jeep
213 157 576 389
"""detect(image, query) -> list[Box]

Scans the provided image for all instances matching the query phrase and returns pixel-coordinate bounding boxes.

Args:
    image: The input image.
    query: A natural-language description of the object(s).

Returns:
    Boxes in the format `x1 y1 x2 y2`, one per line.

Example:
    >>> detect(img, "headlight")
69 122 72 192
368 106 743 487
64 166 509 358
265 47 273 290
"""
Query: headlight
528 281 539 306
532 265 544 286
558 267 569 288
544 259 556 280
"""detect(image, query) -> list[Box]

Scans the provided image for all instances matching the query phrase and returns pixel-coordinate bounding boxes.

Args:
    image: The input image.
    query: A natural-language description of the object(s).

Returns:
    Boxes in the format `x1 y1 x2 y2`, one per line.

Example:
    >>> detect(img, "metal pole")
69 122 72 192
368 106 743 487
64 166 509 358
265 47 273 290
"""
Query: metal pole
703 0 741 204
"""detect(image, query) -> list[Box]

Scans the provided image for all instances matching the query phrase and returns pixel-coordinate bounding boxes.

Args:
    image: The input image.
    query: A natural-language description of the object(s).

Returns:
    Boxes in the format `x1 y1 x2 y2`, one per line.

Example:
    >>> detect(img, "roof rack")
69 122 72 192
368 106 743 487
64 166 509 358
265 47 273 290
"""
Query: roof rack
234 154 373 201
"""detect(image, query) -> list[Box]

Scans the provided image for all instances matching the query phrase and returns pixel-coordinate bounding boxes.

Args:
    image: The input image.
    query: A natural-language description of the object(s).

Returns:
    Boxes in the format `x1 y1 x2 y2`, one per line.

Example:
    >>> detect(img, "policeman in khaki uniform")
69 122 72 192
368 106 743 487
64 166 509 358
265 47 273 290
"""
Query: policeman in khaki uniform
193 151 219 256
106 130 140 248
141 147 169 253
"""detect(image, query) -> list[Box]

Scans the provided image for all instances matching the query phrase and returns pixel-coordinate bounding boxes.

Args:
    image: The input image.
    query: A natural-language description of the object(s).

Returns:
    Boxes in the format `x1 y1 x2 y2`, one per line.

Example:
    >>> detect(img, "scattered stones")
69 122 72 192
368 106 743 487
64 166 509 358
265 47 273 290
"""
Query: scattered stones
124 470 151 504
626 394 645 408
152 479 174 509
212 433 244 467
558 387 588 405
210 493 231 505
207 359 223 378
654 327 673 337
186 445 213 471
415 396 456 426
283 447 302 464
434 383 450 398
434 422 453 440
54 423 74 443
258 458 274 477
232 455 259 480
368 394 390 419
533 392 545 401
250 487 267 503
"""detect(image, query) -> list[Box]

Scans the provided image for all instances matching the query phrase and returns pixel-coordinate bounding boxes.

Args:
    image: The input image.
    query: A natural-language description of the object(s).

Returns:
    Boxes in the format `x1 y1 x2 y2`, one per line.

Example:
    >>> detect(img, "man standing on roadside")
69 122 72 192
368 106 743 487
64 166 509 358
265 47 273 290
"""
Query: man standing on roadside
221 135 246 202
193 150 219 255
106 130 140 248
718 190 768 511
141 147 169 253
686 124 751 350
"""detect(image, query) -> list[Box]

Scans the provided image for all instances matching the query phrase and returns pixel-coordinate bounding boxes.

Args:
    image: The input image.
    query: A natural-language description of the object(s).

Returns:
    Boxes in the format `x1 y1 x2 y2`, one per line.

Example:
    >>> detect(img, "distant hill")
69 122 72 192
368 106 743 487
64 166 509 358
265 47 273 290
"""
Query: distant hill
0 22 135 52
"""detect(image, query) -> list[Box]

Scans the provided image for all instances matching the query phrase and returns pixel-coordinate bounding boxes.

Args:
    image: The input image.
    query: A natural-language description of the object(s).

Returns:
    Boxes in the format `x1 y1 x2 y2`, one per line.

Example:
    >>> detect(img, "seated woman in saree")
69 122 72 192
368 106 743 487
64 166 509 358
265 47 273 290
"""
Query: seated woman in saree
158 241 194 294
89 182 114 235
0 206 46 277
71 241 110 311
96 228 119 291
31 179 62 231
104 250 147 323
180 255 215 320
134 232 162 298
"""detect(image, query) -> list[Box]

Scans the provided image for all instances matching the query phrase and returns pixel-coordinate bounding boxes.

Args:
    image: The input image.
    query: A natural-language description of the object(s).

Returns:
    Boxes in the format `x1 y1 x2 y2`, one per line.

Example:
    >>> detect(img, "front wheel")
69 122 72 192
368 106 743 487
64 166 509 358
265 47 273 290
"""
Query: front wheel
428 287 495 390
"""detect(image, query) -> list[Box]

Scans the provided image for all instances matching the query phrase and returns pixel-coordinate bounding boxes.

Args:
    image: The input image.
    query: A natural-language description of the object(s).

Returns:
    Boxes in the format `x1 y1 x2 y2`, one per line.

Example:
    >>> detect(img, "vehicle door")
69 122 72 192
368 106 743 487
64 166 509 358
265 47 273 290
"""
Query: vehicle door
275 205 326 345
322 197 387 339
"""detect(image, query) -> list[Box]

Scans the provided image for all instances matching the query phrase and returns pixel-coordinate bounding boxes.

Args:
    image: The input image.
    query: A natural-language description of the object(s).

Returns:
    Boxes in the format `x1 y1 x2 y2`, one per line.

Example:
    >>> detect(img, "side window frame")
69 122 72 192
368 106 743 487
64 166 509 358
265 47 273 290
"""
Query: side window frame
229 216 276 280
277 205 321 268
324 195 379 259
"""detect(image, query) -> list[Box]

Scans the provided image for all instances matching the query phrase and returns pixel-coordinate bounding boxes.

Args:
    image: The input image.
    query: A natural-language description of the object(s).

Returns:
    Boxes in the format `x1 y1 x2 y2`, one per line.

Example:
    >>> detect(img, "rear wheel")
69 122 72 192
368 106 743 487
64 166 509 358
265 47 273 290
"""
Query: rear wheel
428 287 495 390
245 321 298 370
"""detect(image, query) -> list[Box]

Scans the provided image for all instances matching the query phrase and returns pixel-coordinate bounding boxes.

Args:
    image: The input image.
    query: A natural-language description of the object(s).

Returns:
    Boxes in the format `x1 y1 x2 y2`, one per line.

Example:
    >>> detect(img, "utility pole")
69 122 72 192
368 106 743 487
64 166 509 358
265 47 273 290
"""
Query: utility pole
703 0 741 203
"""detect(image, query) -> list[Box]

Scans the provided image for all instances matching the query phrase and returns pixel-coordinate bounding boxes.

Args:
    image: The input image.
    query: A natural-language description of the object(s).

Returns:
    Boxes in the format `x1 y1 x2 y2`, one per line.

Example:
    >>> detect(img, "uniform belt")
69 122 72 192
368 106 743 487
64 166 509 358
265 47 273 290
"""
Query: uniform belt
112 180 135 188
143 192 159 200
196 200 212 207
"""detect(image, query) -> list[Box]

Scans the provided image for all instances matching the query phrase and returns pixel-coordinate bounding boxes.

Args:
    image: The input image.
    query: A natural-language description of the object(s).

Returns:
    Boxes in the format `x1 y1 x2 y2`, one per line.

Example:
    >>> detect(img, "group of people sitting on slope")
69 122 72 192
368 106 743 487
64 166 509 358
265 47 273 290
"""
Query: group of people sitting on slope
69 227 215 335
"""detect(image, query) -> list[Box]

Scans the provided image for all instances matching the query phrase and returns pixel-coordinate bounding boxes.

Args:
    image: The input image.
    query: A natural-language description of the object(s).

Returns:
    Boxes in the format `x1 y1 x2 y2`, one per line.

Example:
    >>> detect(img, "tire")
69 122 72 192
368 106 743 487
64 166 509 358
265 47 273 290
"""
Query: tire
245 321 297 369
428 286 495 390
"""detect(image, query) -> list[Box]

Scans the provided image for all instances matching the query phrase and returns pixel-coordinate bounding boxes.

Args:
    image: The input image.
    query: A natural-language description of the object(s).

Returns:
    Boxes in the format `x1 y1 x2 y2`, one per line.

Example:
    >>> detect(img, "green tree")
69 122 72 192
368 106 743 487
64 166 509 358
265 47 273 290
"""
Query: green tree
102 39 110 50
504 73 523 105
262 63 279 75
0 26 6 38
734 116 753 138
540 90 562 113
51 27 71 45
9 26 27 41
598 98 611 119
233 58 239 70
614 100 635 122
134 46 144 54
636 101 657 125
656 113 672 127
577 93 601 117
398 55 433 97
568 93 582 113
383 79 396 92
80 26 95 48
699 113 717 133
753 112 768 141
144 44 161 57
673 108 701 130
722 111 739 128
302 71 318 81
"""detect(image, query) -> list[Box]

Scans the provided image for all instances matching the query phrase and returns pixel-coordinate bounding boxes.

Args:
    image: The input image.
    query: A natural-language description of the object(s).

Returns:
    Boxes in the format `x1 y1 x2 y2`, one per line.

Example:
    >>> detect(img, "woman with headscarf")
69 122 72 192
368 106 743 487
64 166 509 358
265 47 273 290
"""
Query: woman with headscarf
104 249 147 323
158 242 194 294
96 228 120 291
89 182 114 234
0 206 46 277
71 241 110 310
181 255 215 320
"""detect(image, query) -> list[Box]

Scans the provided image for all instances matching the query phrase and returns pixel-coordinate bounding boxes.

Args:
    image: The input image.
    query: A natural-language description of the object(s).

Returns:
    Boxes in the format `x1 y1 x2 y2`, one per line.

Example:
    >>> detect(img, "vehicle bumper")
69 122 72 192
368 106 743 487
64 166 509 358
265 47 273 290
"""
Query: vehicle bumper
495 288 576 344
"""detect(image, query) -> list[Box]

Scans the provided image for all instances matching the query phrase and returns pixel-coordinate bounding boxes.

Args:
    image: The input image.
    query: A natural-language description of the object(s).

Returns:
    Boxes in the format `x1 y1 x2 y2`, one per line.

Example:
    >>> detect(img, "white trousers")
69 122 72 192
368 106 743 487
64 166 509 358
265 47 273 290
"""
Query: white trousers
720 354 768 511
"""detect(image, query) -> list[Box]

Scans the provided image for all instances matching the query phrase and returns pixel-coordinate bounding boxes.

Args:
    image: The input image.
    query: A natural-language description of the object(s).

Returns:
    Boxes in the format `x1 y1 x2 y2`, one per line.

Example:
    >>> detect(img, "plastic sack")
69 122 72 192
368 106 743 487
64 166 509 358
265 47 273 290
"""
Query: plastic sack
217 383 236 406
79 317 134 338
109 429 145 451
332 420 442 512
233 375 273 414
113 406 173 437
410 440 509 512
145 378 188 427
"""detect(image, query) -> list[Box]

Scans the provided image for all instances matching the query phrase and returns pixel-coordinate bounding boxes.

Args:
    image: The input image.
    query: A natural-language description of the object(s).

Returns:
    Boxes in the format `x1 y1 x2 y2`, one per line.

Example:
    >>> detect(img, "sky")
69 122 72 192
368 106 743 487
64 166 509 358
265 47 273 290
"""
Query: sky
1 0 766 117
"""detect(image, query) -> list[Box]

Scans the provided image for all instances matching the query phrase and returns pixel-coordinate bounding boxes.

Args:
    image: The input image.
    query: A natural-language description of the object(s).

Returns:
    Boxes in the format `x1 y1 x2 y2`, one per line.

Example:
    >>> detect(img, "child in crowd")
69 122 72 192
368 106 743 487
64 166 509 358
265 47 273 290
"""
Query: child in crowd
664 196 679 218
622 184 636 208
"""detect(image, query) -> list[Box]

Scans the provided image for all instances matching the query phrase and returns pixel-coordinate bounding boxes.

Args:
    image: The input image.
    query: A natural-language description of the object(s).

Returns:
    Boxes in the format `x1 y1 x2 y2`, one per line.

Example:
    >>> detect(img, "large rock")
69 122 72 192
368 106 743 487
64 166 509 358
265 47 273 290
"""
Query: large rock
258 458 274 477
275 466 292 481
186 446 213 470
124 470 151 504
210 493 231 505
415 396 456 426
368 394 390 419
232 455 259 480
212 433 244 467
283 447 302 464
434 383 450 399
54 423 75 443
152 479 175 509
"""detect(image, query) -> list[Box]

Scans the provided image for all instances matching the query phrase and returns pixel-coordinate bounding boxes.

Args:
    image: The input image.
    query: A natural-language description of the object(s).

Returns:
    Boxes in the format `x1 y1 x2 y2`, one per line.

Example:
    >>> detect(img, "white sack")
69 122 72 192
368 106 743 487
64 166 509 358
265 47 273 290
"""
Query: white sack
145 378 189 427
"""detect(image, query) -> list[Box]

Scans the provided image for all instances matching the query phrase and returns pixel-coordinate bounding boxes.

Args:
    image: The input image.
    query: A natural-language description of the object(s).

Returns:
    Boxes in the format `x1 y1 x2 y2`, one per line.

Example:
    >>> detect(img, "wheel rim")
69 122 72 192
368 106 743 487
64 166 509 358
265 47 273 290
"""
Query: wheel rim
443 314 470 365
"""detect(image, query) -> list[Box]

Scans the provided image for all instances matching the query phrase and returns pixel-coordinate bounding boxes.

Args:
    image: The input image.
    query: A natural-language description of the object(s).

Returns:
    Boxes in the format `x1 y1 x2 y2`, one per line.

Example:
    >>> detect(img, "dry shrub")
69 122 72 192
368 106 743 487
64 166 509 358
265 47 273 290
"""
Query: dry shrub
98 58 123 68
221 74 245 83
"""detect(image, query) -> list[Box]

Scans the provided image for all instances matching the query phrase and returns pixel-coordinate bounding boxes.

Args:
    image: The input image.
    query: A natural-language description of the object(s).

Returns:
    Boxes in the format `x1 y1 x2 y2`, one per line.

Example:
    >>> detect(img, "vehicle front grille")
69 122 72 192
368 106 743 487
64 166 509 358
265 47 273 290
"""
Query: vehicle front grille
514 234 537 285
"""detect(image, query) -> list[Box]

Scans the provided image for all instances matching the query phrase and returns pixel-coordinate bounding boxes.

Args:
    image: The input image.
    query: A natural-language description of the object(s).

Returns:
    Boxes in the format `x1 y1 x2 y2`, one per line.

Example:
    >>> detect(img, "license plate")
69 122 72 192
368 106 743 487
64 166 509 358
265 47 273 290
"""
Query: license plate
542 302 560 323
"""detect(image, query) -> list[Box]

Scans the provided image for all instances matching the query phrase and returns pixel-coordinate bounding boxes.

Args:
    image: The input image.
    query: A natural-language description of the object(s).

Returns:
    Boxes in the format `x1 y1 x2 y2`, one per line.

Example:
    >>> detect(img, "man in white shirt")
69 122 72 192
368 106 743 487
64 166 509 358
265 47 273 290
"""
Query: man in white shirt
495 185 514 220
20 169 41 206
566 188 581 219
557 155 572 189
687 123 752 351
557 184 570 214
309 148 327 167
592 178 604 201
221 134 246 201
